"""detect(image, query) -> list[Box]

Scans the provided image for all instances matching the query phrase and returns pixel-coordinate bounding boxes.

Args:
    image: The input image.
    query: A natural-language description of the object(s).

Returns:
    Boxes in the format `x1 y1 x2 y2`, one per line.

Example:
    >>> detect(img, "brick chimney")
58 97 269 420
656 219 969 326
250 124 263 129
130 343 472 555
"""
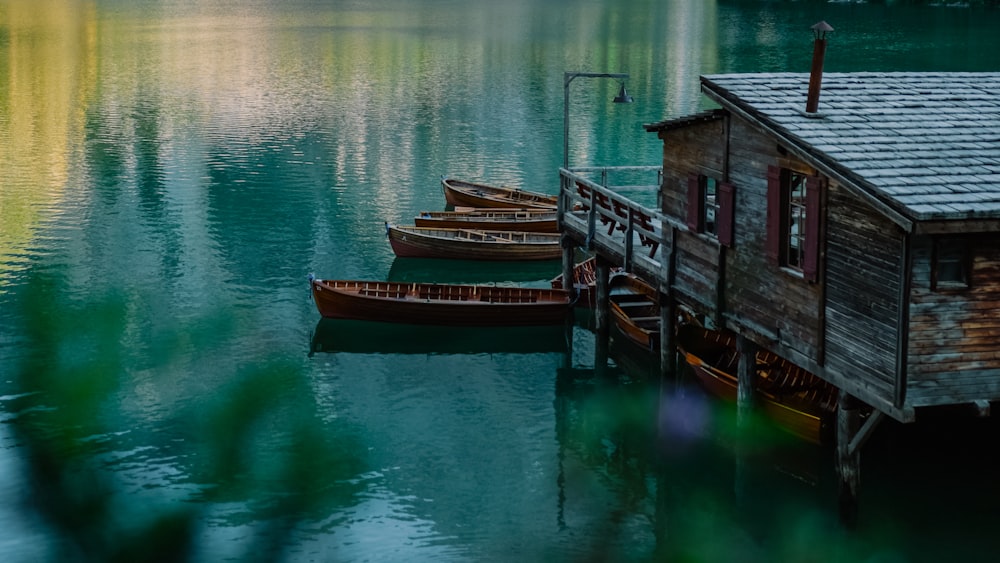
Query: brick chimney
806 21 833 115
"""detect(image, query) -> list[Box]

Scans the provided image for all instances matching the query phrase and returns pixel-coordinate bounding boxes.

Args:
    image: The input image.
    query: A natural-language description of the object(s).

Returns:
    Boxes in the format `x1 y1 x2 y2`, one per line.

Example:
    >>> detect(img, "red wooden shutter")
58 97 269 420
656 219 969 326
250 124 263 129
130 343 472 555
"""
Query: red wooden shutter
765 166 782 263
718 182 735 247
802 175 824 282
686 173 701 231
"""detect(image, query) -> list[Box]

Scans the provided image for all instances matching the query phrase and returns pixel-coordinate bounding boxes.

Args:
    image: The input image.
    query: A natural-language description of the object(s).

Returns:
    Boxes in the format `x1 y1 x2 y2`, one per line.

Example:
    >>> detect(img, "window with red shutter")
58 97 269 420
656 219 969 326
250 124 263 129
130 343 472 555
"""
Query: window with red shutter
802 176 824 281
768 165 824 280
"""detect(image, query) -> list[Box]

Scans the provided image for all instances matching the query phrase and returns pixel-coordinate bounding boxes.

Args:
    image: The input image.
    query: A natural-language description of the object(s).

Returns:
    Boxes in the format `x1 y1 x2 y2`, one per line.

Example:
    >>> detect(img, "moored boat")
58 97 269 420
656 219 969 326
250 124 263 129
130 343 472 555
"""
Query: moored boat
414 208 558 232
385 223 561 261
309 277 575 326
441 177 558 210
676 323 839 445
608 273 660 351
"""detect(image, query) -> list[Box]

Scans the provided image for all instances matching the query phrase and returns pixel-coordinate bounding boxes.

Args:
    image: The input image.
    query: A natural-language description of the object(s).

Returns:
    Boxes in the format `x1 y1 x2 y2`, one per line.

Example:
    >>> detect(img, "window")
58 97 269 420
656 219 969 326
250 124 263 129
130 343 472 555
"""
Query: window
687 173 735 247
787 171 807 269
704 176 719 236
767 165 823 281
932 238 970 290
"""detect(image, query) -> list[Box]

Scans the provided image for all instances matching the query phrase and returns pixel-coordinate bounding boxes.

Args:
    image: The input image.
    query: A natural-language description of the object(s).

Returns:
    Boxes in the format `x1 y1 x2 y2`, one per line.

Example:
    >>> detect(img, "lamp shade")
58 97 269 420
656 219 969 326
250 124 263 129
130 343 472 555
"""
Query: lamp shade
613 83 633 104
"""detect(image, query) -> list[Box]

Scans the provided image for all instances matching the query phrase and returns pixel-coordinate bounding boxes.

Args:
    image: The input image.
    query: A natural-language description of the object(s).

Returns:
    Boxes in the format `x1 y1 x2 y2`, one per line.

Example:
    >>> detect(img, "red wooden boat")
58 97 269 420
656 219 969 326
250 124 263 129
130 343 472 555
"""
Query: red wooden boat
310 278 575 326
676 323 839 445
414 208 558 232
385 223 561 261
441 177 557 210
608 273 660 351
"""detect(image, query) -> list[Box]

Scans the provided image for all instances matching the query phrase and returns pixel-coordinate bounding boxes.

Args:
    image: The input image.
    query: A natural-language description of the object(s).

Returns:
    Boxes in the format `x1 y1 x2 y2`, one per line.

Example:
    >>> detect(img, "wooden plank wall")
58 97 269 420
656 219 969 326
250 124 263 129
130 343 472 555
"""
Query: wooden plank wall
907 234 1000 406
823 182 901 408
659 119 725 316
722 118 823 360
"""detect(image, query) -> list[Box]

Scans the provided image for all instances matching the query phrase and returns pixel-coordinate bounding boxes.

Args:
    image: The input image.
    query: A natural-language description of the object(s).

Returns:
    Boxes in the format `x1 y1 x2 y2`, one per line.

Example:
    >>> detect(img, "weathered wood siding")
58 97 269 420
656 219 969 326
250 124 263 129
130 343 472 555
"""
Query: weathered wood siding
823 181 902 409
658 119 726 315
907 235 1000 406
722 117 823 361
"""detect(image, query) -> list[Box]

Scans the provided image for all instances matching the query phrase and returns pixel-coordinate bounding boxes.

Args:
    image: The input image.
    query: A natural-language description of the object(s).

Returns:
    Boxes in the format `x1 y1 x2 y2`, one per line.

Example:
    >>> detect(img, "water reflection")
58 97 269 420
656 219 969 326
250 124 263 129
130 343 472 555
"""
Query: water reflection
309 318 568 356
0 1 96 289
553 362 663 559
5 0 1000 560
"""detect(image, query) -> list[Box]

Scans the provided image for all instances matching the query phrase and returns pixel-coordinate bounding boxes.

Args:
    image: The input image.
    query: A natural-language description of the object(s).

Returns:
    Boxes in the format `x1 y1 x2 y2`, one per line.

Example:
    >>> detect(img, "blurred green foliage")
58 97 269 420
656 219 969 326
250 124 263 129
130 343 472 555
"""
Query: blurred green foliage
9 274 365 562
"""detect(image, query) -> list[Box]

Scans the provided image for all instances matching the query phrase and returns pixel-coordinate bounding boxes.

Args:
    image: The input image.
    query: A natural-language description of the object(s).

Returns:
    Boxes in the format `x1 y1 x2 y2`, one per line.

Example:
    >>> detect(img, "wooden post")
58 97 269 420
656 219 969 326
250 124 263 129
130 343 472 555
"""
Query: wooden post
659 225 677 381
593 258 612 376
594 256 611 349
732 334 757 502
735 334 757 430
837 389 861 528
659 292 676 380
560 234 575 301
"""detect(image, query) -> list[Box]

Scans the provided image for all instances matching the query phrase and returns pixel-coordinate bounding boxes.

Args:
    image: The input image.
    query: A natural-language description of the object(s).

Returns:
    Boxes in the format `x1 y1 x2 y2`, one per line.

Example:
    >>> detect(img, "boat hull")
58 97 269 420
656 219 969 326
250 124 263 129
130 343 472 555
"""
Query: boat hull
441 177 557 210
677 324 836 445
386 224 561 261
311 279 574 326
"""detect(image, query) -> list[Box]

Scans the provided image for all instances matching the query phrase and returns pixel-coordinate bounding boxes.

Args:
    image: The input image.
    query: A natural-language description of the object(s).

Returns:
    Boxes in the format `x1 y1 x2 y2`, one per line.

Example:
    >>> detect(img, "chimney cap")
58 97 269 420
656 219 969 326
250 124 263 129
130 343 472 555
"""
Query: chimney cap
811 21 834 37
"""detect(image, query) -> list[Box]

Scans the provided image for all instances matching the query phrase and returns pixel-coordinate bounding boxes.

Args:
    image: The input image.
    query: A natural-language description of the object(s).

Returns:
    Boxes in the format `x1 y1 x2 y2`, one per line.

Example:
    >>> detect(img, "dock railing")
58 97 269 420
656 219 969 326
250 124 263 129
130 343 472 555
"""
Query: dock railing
558 166 683 283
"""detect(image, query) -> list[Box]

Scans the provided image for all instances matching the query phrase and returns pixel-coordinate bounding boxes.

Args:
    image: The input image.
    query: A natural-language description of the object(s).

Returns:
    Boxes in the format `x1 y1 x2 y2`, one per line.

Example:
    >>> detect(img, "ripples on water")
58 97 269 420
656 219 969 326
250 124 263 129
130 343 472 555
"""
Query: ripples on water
4 0 1000 561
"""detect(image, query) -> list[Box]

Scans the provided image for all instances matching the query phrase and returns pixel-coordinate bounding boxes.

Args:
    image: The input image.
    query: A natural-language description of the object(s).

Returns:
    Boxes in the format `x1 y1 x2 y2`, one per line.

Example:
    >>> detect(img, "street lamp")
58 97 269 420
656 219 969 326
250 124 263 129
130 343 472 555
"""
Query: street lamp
563 71 633 169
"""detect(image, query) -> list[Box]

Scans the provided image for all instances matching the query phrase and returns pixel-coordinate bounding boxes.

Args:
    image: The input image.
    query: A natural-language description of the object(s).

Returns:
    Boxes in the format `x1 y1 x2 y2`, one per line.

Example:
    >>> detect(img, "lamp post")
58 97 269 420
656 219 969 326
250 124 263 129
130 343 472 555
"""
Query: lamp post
563 71 633 170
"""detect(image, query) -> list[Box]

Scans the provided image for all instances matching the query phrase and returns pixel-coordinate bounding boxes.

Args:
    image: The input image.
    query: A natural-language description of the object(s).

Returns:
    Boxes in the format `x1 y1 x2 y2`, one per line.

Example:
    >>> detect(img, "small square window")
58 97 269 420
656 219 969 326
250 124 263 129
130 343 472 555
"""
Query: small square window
933 239 970 290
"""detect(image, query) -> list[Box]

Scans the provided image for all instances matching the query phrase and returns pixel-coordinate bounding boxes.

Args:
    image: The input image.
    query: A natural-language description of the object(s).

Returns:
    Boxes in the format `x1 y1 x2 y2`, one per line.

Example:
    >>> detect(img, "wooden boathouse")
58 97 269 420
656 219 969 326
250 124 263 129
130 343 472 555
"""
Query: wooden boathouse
556 70 1000 520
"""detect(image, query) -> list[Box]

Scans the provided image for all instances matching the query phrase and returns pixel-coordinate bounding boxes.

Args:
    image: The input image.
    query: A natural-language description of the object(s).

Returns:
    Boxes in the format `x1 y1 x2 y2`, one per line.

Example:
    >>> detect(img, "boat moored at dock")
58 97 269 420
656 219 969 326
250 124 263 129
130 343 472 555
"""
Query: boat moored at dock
385 223 562 261
309 277 575 326
441 177 558 209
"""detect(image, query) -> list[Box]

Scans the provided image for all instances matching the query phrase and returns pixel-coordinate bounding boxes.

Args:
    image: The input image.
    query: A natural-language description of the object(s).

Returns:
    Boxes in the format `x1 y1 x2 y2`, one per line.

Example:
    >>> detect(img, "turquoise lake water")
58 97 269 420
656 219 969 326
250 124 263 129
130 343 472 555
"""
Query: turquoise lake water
2 1 1000 561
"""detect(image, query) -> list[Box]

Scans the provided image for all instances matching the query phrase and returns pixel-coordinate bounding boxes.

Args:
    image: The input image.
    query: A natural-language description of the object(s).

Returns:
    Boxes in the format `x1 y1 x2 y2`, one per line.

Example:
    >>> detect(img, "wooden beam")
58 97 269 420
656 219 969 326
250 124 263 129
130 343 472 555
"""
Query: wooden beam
837 390 861 528
736 335 758 430
847 409 884 456
974 399 991 417
594 258 611 343
560 234 575 303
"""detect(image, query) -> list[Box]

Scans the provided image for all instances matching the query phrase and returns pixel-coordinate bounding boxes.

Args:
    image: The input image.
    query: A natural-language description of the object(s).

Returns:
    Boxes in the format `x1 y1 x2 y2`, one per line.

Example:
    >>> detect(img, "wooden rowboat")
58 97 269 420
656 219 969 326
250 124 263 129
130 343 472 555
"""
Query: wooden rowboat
310 277 575 326
414 208 558 232
441 177 558 210
676 323 839 445
385 223 561 261
608 273 660 351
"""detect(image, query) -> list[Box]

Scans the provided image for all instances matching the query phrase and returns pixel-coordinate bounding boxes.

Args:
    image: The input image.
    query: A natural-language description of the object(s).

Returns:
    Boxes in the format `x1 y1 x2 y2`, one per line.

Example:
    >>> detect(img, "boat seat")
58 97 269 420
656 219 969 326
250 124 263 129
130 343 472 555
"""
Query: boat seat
616 300 655 308
630 316 660 323
612 293 655 303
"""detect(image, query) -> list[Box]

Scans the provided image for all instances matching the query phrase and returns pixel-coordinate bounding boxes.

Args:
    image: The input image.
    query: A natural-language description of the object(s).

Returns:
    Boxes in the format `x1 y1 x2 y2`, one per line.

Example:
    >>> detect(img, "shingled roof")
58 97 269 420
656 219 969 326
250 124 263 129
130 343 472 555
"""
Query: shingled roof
698 72 1000 223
